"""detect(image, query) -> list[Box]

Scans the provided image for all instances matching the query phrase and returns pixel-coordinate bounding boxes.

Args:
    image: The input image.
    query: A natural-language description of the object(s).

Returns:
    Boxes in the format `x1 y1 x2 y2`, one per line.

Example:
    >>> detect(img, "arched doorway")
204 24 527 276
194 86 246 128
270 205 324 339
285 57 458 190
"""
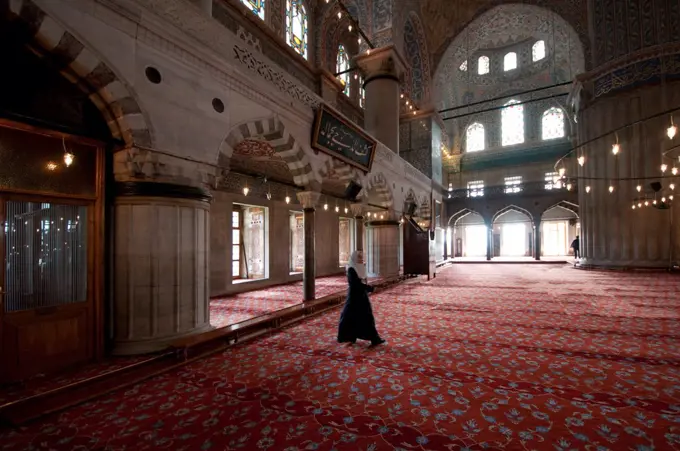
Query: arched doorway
541 204 579 256
0 21 112 381
449 210 487 258
492 207 533 257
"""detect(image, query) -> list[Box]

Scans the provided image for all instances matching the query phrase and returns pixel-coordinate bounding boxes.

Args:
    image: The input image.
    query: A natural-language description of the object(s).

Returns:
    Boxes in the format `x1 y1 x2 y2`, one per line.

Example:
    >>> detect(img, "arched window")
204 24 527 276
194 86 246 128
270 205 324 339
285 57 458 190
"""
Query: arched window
504 52 517 71
337 45 350 96
532 40 546 61
285 0 307 59
466 123 485 152
502 100 524 146
459 60 468 72
542 107 566 140
478 56 489 75
240 0 265 20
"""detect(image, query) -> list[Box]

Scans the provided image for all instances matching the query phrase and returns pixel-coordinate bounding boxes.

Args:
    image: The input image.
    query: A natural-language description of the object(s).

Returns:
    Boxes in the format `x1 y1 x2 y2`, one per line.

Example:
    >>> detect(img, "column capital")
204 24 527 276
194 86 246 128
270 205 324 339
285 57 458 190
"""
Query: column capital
296 191 321 209
353 45 407 84
350 203 366 217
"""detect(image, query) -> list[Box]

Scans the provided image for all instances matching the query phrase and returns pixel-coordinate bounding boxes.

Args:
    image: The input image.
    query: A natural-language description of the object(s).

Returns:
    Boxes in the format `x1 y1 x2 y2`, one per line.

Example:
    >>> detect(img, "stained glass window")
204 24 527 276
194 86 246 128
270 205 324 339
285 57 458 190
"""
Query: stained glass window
460 60 468 71
466 123 485 152
478 56 489 75
504 52 517 71
533 40 546 62
468 180 484 197
337 45 350 96
359 76 365 108
504 176 522 194
542 107 566 140
240 0 265 20
501 99 524 146
285 0 307 59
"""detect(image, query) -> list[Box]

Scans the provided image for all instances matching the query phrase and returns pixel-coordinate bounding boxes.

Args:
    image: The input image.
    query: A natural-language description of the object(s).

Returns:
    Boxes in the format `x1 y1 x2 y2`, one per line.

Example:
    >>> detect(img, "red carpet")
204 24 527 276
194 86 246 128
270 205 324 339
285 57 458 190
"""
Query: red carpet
2 264 680 450
209 275 349 328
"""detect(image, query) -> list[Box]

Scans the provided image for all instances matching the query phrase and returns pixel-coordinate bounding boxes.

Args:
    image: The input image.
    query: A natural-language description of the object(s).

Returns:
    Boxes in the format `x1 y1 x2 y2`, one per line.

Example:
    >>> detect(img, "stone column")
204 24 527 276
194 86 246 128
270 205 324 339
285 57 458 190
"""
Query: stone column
351 203 365 252
354 46 407 153
297 191 321 301
486 223 493 261
112 182 212 355
365 215 400 278
533 221 541 260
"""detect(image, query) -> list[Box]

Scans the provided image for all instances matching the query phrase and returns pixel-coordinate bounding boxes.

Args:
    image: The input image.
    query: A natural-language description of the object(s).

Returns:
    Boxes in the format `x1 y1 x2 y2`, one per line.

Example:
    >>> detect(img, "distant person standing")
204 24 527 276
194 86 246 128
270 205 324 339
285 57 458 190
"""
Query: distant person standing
571 236 580 259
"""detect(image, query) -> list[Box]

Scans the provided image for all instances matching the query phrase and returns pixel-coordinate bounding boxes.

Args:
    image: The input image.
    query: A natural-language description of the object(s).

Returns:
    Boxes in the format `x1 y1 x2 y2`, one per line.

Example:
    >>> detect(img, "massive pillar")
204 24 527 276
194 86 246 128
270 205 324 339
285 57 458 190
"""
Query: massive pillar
533 220 541 261
297 191 321 301
573 1 680 268
486 223 493 261
112 147 217 355
351 203 365 253
354 46 407 153
365 215 400 278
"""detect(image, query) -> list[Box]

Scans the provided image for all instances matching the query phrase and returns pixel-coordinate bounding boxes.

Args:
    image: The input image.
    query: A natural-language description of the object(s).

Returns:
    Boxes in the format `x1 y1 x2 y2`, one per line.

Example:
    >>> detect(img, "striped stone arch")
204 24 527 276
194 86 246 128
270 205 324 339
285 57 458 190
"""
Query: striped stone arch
219 116 315 187
448 208 486 226
4 0 152 147
364 172 394 208
318 158 363 183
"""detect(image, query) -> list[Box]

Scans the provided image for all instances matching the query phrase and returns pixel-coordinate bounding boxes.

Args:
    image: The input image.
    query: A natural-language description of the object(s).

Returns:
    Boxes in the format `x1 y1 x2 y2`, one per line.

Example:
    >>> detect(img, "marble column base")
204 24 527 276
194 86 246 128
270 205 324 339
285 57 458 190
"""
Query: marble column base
113 183 212 355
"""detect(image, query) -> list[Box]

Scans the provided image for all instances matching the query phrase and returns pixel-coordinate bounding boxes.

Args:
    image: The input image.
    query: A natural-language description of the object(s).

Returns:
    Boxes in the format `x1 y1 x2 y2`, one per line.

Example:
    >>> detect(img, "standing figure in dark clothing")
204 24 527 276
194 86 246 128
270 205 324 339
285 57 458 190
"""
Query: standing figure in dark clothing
337 251 385 346
571 236 580 259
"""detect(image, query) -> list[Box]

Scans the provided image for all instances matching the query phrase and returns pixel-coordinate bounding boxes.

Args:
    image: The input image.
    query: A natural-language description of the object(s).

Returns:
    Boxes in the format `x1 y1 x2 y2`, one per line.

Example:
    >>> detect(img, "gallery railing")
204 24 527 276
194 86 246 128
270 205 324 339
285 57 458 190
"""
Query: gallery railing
446 181 577 200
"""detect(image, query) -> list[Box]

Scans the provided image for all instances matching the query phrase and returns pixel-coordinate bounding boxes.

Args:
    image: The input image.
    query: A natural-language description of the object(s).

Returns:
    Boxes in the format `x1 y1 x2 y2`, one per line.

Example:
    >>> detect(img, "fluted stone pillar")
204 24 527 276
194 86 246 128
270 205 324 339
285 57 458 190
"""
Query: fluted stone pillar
113 182 212 355
297 191 321 301
366 217 400 278
351 203 365 253
354 46 407 153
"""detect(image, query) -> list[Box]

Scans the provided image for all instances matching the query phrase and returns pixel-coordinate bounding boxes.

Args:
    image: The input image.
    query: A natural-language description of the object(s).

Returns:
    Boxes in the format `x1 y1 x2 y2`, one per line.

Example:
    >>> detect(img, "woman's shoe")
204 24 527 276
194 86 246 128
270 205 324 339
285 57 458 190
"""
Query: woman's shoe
370 338 385 346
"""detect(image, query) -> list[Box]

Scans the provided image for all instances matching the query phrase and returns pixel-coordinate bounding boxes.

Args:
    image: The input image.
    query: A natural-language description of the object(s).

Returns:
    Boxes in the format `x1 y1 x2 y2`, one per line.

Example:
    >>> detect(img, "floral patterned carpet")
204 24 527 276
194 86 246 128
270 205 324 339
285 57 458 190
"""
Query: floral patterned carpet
210 275 348 328
2 264 680 450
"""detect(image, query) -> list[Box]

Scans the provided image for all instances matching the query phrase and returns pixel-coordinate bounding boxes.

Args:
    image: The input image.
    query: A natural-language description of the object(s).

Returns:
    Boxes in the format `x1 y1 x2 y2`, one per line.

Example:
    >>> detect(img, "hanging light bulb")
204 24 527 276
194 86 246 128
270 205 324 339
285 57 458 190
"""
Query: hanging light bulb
348 24 353 32
266 191 272 200
354 73 358 80
243 185 249 196
671 183 676 190
324 202 328 210
636 185 642 192
400 94 404 99
344 207 348 214
285 195 290 204
612 143 620 155
335 205 339 213
662 197 667 203
358 37 362 44
668 116 677 139
632 204 636 209
558 167 566 177
638 202 642 208
645 200 649 206
671 195 675 200
661 163 668 173
609 185 614 193
46 161 58 171
672 167 678 175
578 156 585 166
63 152 74 167
653 199 657 205
585 186 591 193
406 100 409 105
337 11 341 19
566 183 572 191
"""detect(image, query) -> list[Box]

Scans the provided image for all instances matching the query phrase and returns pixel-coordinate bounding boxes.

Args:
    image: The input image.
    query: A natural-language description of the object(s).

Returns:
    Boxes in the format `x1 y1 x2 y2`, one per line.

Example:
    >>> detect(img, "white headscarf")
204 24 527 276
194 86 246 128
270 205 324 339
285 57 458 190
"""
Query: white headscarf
346 250 367 280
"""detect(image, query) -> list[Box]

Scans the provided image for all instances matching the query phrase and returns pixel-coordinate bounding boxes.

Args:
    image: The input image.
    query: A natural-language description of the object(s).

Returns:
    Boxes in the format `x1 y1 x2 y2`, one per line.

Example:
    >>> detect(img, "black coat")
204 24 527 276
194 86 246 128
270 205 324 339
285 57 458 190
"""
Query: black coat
337 267 380 343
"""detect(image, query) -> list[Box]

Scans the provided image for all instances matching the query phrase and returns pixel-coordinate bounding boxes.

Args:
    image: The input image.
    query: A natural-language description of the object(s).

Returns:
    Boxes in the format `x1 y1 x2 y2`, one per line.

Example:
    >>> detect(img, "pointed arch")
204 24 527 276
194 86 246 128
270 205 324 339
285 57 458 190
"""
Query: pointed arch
219 116 315 187
3 1 152 148
542 107 566 140
492 204 534 224
465 122 485 152
448 208 486 227
542 201 579 218
403 12 431 102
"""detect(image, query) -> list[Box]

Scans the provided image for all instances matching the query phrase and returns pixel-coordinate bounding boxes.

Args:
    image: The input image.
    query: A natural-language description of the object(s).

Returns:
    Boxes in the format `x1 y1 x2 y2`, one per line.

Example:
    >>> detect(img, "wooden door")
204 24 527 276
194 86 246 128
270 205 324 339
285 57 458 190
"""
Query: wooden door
0 195 93 382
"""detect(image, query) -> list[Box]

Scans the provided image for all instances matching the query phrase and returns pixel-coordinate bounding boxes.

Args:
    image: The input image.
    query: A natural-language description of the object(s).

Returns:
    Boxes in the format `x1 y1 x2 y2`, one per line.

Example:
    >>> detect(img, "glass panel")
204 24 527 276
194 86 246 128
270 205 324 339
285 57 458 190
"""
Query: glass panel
466 123 485 152
501 100 524 146
542 107 566 140
478 56 489 75
459 60 468 71
232 245 240 260
232 260 240 277
504 52 517 71
232 229 240 245
240 0 265 20
532 40 546 61
285 0 308 59
243 206 266 279
232 211 239 228
289 212 304 272
0 126 97 197
3 201 88 312
504 176 522 194
467 181 484 198
337 45 350 96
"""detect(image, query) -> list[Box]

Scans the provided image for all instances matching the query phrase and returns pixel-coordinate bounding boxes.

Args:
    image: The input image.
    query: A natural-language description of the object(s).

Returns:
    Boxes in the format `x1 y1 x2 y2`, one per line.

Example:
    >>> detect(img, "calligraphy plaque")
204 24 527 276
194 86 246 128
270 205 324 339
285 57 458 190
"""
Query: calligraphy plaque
311 104 378 173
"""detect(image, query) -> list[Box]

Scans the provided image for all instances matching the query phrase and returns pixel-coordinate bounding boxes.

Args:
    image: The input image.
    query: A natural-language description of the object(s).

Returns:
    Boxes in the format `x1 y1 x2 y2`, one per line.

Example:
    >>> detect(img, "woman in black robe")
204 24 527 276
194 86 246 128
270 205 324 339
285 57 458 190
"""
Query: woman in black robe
337 251 385 346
